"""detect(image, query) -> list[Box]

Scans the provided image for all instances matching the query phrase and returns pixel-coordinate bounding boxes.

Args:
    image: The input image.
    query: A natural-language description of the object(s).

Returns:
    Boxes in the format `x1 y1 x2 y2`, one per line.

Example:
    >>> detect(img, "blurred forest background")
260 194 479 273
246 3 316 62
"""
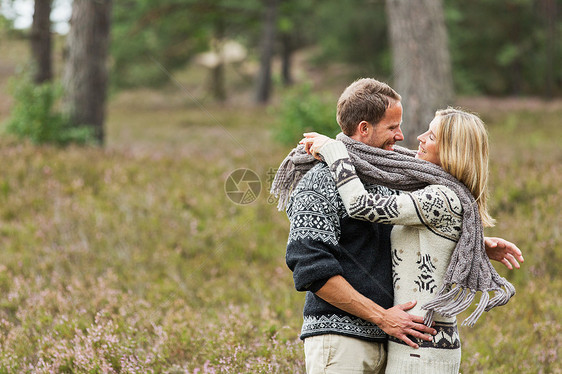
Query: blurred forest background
0 0 560 372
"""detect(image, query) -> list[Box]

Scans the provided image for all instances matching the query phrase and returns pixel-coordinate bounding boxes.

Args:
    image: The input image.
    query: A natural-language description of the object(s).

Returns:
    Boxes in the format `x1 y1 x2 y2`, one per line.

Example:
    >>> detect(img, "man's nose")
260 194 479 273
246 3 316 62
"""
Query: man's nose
395 128 404 141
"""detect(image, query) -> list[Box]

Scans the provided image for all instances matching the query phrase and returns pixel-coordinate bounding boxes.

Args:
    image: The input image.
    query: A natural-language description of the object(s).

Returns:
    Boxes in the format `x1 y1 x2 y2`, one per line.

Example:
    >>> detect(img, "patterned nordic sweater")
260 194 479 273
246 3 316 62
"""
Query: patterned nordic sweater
286 162 394 342
321 141 464 374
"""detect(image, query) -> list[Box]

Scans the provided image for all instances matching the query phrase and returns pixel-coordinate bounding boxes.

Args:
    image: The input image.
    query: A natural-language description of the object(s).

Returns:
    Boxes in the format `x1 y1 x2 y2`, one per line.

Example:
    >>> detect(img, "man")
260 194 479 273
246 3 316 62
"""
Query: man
282 78 523 373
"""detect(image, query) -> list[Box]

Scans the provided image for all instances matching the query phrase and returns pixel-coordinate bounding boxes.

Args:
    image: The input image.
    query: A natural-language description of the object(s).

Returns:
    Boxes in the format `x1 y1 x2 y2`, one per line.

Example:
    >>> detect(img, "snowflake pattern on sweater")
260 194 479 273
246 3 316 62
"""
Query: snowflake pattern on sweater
330 158 463 241
285 163 394 342
319 141 465 373
407 188 463 242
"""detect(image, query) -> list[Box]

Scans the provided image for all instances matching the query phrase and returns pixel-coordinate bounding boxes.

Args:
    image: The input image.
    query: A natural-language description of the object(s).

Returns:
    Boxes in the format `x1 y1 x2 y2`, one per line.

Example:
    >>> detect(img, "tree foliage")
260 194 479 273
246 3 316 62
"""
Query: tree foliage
108 0 561 97
310 0 392 79
308 0 560 97
273 83 338 146
445 0 561 96
4 71 95 146
111 0 263 88
3 0 558 97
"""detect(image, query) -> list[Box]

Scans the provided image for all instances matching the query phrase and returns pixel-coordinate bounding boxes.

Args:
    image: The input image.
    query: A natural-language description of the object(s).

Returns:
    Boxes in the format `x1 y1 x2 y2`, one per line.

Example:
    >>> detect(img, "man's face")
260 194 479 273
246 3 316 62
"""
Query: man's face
365 102 404 150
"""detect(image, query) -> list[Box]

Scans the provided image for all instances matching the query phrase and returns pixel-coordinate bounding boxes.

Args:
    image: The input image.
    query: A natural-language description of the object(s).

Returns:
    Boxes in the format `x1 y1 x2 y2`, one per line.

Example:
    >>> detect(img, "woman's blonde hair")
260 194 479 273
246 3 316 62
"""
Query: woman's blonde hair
433 108 496 227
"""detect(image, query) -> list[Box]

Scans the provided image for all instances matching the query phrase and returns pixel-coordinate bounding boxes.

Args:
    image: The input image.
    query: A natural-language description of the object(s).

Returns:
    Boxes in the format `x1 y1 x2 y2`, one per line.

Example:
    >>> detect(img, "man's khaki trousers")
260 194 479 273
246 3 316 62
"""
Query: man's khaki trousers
304 334 387 374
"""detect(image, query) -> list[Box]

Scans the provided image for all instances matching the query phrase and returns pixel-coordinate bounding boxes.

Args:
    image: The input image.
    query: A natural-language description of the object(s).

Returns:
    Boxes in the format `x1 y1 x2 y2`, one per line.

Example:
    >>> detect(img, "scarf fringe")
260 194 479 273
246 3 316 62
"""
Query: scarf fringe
422 281 515 327
485 280 516 312
423 309 435 327
442 288 476 316
421 284 459 310
270 167 298 211
270 146 316 211
462 291 490 327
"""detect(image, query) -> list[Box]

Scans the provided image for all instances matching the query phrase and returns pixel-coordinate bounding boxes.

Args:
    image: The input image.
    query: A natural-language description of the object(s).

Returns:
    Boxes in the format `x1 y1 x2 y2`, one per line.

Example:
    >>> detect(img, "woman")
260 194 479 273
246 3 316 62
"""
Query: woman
299 108 513 373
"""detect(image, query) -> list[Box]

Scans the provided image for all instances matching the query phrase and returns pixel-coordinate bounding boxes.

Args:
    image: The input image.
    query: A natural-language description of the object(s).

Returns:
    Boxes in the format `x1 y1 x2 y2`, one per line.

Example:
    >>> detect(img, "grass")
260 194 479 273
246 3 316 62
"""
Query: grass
457 105 562 374
0 39 560 372
0 83 307 372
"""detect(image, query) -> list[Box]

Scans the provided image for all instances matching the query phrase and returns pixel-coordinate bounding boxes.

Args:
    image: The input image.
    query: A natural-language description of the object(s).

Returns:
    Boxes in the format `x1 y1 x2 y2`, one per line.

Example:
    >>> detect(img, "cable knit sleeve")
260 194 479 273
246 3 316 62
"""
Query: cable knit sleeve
320 141 463 241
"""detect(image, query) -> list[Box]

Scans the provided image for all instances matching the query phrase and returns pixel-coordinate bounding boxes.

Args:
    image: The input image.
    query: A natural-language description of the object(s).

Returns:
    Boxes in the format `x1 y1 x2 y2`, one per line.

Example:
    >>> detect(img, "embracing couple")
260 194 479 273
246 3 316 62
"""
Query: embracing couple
271 78 523 373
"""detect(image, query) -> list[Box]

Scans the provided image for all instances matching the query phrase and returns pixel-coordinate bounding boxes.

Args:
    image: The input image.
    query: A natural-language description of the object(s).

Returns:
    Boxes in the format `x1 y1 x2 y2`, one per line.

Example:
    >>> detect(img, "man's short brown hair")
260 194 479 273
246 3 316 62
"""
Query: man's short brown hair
336 78 401 136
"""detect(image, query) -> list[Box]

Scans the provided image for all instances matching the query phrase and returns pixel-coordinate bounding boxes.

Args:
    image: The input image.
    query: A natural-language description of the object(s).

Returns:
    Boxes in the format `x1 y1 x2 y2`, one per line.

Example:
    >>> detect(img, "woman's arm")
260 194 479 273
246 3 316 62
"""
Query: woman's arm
317 140 462 234
301 133 523 267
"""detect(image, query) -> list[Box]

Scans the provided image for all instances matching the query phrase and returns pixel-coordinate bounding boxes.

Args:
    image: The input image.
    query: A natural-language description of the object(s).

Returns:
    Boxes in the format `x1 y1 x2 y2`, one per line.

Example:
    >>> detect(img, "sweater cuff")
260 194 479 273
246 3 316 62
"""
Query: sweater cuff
307 277 333 294
319 140 349 166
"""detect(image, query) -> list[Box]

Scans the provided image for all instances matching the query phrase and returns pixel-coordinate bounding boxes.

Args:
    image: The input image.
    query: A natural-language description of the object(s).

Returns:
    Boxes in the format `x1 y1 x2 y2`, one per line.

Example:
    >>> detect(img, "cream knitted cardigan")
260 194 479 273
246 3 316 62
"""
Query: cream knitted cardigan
322 141 463 373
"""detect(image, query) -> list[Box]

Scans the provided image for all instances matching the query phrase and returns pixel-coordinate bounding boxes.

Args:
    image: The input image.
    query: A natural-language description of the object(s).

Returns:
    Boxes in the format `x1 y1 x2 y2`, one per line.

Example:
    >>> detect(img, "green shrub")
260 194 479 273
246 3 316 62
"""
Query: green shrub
273 83 339 146
4 72 96 146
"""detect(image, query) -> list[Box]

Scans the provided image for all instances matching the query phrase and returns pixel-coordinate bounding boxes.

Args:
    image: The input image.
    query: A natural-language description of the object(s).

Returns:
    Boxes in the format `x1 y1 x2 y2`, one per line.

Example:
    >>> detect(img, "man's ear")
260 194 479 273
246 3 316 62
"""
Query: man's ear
357 121 370 136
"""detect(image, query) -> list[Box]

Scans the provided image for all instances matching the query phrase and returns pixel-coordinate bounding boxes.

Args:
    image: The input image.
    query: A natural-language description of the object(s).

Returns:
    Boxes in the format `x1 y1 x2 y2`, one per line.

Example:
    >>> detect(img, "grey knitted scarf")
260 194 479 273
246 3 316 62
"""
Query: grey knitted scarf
271 133 515 327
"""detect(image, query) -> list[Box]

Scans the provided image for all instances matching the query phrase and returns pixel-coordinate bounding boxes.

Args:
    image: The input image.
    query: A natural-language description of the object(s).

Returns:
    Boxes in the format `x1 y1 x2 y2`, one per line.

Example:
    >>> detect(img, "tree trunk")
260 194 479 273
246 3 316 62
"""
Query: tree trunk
385 0 454 148
255 0 279 103
280 32 293 86
211 62 226 102
63 0 112 144
31 0 52 84
210 20 226 102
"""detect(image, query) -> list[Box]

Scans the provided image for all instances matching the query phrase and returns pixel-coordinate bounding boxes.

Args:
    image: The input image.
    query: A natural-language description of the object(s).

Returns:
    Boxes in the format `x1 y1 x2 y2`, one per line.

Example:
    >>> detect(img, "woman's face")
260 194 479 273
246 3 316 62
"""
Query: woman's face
415 117 441 166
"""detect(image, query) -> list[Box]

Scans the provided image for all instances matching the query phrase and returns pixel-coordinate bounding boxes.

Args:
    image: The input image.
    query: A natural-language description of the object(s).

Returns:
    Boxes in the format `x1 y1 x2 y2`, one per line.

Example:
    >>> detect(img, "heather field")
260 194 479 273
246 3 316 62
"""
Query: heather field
0 44 561 373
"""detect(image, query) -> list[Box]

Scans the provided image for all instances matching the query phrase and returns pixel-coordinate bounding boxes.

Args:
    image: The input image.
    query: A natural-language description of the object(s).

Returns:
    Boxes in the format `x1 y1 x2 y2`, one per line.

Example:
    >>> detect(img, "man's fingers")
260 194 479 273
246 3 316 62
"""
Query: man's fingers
398 300 417 311
409 329 433 342
399 334 419 349
411 321 437 336
408 315 437 335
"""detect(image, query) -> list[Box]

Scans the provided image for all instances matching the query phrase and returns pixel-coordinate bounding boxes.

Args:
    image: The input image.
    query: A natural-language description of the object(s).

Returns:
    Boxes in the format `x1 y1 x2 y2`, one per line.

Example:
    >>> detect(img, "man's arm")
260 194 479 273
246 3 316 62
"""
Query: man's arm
315 275 436 349
286 166 436 349
485 237 524 269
